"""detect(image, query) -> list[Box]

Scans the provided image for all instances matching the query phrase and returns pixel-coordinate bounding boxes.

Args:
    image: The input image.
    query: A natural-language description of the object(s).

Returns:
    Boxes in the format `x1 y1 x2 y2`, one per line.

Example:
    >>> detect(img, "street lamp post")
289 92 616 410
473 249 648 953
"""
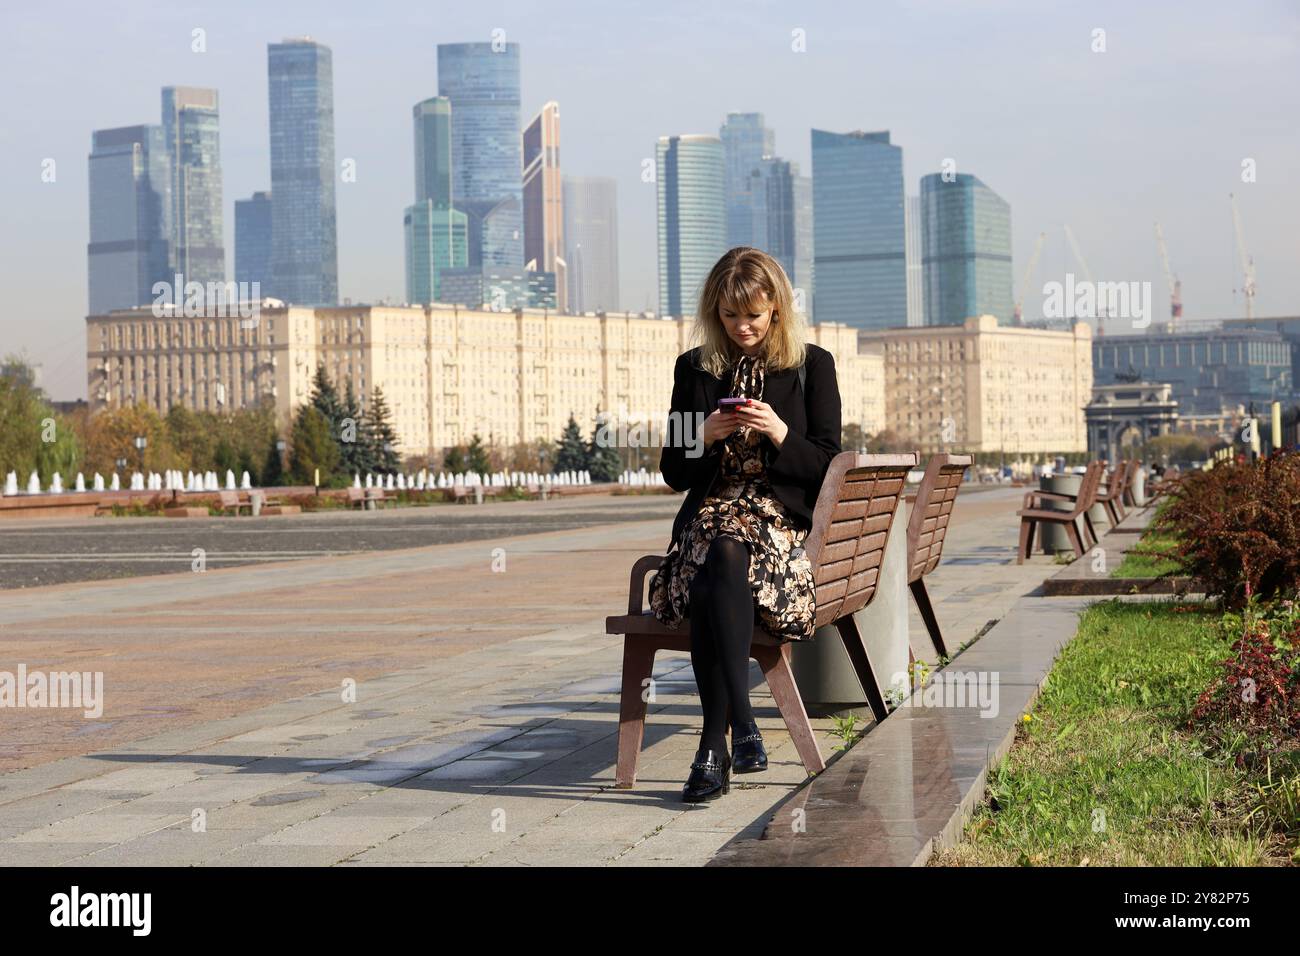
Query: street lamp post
133 435 147 472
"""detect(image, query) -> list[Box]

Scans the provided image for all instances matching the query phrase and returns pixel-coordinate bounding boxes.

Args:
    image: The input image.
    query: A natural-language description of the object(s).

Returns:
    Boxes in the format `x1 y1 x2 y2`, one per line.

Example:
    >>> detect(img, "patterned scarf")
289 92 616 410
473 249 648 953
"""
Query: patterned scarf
729 354 766 443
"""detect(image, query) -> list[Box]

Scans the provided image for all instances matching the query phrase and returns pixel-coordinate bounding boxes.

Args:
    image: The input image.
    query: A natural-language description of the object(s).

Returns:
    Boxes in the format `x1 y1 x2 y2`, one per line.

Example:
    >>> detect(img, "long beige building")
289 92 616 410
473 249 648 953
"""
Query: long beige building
86 305 885 456
859 314 1093 454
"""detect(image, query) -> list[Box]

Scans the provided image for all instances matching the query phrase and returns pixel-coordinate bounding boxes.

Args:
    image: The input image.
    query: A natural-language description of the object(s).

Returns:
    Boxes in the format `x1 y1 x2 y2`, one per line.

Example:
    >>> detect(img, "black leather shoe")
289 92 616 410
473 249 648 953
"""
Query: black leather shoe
681 748 731 803
731 720 768 773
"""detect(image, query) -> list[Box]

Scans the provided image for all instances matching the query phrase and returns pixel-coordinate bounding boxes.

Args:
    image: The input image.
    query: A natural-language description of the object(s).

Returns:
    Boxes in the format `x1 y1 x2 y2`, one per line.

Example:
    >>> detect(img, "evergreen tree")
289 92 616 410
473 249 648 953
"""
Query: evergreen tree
442 445 467 473
261 436 286 487
368 386 401 474
309 365 347 452
553 414 589 474
339 380 373 476
289 405 340 486
465 433 491 475
586 408 622 482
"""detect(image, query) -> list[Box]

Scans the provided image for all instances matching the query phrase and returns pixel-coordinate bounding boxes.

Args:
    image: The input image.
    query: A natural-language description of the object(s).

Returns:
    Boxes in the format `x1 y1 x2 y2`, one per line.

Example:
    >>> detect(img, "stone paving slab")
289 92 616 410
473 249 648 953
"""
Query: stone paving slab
709 594 1095 867
0 487 1058 865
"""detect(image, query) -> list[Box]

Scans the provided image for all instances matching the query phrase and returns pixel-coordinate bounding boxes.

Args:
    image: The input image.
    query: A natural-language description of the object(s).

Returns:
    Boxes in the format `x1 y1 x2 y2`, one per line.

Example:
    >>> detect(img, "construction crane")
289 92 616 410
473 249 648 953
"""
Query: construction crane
1013 231 1047 326
1153 221 1183 330
1063 224 1104 336
1230 192 1256 320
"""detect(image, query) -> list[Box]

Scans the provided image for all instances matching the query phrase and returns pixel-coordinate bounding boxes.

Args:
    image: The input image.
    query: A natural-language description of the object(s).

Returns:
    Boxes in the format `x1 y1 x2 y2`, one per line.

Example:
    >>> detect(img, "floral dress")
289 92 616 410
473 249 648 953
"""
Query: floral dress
648 353 817 642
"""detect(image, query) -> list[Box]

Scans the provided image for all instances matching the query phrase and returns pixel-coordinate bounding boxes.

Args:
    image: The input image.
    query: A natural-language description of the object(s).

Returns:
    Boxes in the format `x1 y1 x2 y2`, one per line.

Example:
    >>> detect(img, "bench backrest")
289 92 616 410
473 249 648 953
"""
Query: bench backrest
906 453 973 584
1072 460 1106 514
219 491 238 505
803 452 918 628
347 487 364 501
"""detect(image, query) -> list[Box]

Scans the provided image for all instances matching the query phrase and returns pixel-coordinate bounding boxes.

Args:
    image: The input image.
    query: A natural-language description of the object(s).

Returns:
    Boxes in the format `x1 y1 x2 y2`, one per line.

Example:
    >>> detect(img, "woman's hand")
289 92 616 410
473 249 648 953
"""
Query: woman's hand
700 407 741 449
734 399 789 448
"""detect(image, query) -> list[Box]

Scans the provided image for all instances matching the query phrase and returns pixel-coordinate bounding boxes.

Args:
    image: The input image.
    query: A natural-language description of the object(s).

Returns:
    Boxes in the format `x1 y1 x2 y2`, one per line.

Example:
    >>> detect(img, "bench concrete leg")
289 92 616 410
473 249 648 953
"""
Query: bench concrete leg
909 578 947 660
615 640 656 789
755 644 825 776
1017 518 1036 564
833 615 889 723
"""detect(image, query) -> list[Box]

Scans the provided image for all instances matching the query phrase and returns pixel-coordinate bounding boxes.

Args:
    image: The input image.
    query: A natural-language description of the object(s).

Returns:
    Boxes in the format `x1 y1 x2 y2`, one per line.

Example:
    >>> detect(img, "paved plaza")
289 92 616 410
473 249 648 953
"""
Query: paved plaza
0 487 1063 865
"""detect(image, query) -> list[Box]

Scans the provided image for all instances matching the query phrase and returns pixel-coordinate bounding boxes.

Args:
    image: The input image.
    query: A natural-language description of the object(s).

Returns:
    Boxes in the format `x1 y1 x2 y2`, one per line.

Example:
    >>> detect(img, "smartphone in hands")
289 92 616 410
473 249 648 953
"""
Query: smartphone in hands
718 397 751 412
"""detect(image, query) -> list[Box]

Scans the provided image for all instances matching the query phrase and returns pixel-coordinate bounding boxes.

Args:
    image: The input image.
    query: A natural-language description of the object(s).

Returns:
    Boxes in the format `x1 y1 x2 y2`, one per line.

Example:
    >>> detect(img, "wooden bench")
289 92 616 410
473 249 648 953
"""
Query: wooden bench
218 490 252 516
347 487 367 509
1093 458 1133 527
366 487 389 509
906 453 972 659
1016 460 1105 563
605 451 917 789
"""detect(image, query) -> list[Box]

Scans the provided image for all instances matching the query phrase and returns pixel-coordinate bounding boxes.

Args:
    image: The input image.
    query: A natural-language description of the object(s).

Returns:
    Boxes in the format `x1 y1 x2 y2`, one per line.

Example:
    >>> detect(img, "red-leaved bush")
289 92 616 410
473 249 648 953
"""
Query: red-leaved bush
1189 600 1300 753
1154 452 1300 608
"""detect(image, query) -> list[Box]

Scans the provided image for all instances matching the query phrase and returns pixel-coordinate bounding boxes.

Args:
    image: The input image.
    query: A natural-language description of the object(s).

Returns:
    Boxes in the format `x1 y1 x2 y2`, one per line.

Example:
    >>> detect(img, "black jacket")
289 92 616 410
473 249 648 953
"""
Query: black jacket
659 343 843 547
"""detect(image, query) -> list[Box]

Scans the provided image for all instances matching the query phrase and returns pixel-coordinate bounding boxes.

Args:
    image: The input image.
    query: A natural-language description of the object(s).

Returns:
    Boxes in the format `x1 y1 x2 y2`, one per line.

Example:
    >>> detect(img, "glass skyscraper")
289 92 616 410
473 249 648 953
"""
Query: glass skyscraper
523 101 565 310
234 191 272 294
87 124 171 314
656 135 726 318
905 194 924 327
268 38 338 305
404 201 468 304
751 158 813 314
810 129 906 330
563 175 620 314
920 172 1012 326
413 97 453 209
161 87 224 289
437 42 523 268
720 112 775 249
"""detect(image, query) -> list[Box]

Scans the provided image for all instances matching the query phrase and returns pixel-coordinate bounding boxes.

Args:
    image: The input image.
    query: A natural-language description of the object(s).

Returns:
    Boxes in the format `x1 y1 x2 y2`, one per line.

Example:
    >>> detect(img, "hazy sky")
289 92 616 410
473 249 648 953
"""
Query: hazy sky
2 0 1297 400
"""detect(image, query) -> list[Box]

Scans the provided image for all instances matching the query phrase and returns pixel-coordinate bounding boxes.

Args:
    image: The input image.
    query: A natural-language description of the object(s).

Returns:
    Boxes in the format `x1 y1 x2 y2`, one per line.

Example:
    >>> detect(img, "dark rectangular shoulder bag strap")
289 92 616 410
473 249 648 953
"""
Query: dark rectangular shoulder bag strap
797 361 806 392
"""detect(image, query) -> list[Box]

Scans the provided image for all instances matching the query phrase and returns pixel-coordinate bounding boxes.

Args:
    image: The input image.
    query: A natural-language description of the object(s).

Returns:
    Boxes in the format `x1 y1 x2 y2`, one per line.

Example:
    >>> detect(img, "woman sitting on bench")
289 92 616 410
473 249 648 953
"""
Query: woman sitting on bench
649 247 842 803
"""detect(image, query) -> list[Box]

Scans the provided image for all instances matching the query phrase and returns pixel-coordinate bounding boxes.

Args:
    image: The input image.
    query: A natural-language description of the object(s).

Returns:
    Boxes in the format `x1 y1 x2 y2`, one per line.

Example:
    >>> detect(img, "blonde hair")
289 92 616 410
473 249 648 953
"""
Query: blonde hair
692 247 807 378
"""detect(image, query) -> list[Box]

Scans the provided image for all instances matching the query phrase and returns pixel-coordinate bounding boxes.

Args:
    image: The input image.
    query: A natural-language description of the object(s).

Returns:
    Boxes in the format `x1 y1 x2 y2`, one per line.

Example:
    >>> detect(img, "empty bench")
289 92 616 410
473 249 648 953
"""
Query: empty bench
1017 460 1104 562
605 451 917 788
906 453 972 659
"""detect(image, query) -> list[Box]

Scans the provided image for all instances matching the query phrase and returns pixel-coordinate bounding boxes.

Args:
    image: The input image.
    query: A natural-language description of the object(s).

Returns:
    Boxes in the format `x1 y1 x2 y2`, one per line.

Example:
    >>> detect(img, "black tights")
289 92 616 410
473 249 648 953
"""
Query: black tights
688 535 756 754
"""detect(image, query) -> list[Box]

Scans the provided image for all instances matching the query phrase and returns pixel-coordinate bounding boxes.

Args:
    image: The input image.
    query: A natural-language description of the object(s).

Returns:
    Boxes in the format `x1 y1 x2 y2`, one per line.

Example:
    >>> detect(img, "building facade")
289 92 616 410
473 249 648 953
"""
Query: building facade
920 172 1013 327
234 191 272 294
811 129 906 331
404 201 469 304
87 124 172 314
904 194 924 327
86 305 884 458
751 158 813 313
522 101 566 311
859 314 1093 454
438 42 523 268
656 134 727 318
562 175 620 314
268 38 338 306
161 87 225 289
1093 326 1294 416
720 112 775 249
412 96 453 208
